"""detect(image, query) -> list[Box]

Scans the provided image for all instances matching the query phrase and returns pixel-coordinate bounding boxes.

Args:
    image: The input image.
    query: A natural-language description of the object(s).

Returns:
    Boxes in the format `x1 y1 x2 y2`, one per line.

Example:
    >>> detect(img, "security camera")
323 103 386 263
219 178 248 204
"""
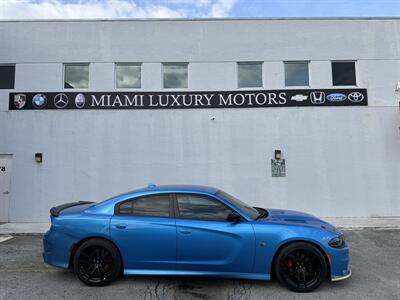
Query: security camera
210 116 215 121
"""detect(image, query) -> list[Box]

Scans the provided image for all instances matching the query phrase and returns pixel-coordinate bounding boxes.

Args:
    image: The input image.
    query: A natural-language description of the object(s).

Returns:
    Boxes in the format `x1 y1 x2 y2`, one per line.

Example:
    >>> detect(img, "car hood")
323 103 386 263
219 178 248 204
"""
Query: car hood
257 208 341 234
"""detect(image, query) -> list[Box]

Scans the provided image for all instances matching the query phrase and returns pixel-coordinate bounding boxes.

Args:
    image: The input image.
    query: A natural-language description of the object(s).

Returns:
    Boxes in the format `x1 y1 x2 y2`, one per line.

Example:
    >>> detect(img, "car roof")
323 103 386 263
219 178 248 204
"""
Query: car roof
126 184 219 195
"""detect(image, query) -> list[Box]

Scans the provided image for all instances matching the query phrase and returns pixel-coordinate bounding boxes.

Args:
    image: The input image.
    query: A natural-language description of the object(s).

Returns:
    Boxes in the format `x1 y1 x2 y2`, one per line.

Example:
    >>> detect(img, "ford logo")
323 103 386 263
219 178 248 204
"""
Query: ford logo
327 93 347 102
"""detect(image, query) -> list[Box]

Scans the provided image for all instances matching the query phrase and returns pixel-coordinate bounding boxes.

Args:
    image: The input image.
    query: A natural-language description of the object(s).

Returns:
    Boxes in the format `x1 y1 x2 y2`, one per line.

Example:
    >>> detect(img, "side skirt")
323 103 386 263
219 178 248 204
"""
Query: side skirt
123 270 270 281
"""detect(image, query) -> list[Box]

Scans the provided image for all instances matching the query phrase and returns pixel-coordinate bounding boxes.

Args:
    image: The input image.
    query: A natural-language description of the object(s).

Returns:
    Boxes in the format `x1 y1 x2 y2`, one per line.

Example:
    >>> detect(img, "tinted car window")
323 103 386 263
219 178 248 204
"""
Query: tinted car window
118 194 170 217
177 194 233 222
215 190 260 220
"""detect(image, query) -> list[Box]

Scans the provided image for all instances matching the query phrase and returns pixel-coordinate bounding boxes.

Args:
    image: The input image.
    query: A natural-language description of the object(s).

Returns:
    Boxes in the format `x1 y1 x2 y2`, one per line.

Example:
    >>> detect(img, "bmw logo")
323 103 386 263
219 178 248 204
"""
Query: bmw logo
75 93 85 108
32 94 47 108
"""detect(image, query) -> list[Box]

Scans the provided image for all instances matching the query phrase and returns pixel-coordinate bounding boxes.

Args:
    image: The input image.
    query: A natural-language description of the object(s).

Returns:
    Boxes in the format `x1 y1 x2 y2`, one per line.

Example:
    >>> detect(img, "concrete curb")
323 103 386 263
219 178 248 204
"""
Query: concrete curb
0 235 13 243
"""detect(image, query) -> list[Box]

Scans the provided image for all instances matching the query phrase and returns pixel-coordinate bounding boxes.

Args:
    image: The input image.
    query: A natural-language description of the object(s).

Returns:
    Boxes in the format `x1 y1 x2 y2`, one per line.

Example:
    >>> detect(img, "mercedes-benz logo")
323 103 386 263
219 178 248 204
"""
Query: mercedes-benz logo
348 92 364 102
54 93 69 109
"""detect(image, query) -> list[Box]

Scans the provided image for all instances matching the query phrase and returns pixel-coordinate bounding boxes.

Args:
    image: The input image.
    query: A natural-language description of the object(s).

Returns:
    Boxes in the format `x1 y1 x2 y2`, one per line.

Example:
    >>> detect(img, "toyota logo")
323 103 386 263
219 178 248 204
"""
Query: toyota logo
54 93 69 109
348 92 364 102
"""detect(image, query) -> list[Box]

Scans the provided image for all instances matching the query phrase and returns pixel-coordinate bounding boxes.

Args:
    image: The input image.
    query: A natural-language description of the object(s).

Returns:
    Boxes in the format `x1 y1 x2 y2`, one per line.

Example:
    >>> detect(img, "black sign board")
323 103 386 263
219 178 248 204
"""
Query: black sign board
9 89 367 110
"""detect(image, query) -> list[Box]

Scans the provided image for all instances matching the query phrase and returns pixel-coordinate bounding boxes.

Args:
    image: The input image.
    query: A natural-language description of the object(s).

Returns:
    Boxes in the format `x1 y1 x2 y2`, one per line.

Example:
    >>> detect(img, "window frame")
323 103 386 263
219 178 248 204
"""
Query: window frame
115 62 142 90
0 64 16 90
114 193 175 218
237 61 263 89
162 62 189 89
63 63 90 90
283 61 310 87
331 60 357 87
173 193 242 223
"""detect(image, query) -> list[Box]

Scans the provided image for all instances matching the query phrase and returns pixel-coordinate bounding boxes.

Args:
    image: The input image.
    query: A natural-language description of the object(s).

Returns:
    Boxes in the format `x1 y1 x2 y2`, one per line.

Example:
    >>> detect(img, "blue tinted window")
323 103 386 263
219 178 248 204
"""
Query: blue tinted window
177 194 232 221
118 194 170 217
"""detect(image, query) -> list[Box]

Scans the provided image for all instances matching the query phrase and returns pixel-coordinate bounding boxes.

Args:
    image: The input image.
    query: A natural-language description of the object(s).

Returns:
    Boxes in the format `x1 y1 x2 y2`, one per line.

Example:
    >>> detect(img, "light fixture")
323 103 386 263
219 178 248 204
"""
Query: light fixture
274 150 282 160
35 153 43 163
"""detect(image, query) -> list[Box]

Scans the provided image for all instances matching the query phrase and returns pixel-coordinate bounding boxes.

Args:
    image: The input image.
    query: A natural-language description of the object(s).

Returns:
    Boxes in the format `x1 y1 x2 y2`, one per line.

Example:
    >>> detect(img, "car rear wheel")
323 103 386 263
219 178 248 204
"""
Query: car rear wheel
275 242 327 292
73 238 121 286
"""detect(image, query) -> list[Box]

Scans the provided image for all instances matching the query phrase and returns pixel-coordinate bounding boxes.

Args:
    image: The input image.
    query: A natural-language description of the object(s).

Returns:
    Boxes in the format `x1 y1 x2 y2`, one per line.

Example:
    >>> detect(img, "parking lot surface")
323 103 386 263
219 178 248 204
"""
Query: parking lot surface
0 230 399 300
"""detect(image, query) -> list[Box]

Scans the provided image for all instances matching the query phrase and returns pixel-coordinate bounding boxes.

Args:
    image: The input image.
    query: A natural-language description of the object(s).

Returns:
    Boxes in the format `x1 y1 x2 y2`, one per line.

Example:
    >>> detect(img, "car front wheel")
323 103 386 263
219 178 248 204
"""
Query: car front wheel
73 238 122 286
275 242 327 292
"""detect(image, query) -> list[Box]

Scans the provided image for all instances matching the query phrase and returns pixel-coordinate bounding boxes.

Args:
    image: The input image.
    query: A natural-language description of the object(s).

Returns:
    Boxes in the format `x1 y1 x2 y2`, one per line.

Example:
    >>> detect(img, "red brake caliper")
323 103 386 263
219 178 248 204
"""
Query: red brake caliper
286 258 293 269
104 261 112 272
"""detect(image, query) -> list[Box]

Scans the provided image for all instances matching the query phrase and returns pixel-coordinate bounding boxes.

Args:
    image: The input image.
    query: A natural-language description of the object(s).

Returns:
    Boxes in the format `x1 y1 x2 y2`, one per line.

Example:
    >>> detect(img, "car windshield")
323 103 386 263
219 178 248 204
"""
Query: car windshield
215 190 261 220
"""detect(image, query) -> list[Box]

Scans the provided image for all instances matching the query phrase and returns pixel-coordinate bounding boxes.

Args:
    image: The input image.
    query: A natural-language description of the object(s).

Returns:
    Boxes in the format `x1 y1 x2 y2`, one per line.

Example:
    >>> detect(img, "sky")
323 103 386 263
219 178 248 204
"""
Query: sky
0 0 399 20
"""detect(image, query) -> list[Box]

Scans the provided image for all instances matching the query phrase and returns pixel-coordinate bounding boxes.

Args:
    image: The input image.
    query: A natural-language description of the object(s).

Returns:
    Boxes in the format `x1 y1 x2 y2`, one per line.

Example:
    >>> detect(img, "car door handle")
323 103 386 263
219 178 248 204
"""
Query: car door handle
179 230 192 235
2 191 9 195
116 224 126 229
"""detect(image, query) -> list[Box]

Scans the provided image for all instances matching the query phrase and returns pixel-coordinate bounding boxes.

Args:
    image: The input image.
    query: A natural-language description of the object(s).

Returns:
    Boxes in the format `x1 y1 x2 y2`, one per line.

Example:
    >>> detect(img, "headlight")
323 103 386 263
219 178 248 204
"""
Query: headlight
328 235 345 248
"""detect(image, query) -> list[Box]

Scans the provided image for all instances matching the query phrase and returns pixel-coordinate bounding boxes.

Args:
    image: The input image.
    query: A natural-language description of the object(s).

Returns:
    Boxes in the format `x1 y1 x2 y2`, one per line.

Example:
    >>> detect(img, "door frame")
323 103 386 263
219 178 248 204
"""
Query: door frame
0 154 13 223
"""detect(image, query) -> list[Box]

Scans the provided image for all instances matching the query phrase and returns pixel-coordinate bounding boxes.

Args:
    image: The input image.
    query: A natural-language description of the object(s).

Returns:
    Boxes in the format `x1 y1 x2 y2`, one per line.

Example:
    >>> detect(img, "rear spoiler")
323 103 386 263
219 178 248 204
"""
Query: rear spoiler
50 201 94 217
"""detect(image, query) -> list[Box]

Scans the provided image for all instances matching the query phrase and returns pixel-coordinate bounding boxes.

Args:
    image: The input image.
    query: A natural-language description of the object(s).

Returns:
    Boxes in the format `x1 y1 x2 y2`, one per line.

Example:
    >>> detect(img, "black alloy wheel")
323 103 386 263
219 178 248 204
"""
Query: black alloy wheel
275 242 327 292
73 238 122 286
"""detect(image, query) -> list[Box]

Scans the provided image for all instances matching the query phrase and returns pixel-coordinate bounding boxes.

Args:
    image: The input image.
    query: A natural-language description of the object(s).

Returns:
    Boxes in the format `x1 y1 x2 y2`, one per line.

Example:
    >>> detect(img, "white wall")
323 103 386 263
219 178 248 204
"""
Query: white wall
0 18 399 221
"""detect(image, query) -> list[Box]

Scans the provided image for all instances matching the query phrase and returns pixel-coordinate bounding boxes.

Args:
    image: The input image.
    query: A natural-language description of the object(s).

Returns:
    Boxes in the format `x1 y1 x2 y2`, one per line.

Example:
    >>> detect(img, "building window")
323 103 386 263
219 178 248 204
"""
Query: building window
163 63 188 89
0 65 15 89
284 62 309 86
332 61 356 86
64 64 89 89
116 63 141 89
237 62 263 88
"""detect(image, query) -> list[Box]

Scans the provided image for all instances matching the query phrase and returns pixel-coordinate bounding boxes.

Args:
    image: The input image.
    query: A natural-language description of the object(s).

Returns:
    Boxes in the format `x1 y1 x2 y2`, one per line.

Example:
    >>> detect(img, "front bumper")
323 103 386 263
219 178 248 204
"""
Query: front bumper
331 269 352 282
327 241 351 282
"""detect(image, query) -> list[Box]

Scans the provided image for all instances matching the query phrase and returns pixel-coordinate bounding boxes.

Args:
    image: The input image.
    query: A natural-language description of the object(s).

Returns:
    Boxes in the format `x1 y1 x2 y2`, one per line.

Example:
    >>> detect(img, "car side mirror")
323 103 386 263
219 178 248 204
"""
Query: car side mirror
227 212 241 223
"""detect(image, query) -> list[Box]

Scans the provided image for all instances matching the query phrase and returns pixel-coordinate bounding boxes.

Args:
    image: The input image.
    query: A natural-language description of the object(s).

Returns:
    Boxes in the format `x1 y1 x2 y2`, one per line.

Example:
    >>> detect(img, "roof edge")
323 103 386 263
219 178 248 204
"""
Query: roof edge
0 16 400 23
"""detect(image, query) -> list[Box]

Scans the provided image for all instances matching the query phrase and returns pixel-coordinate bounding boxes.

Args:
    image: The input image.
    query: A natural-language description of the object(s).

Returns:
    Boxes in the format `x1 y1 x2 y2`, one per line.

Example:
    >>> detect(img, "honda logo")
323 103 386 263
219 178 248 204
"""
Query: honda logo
310 92 325 104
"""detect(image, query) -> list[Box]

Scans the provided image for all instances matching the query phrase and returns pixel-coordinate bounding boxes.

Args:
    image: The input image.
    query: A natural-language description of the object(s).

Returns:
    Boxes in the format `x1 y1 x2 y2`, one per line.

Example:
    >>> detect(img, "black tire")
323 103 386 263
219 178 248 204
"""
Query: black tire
73 238 122 286
275 242 327 292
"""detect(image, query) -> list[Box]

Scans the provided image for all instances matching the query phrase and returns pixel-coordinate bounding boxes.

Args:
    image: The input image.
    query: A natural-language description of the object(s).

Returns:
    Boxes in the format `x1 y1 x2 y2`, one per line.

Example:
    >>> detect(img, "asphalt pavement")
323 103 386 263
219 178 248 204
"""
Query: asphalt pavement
0 230 399 300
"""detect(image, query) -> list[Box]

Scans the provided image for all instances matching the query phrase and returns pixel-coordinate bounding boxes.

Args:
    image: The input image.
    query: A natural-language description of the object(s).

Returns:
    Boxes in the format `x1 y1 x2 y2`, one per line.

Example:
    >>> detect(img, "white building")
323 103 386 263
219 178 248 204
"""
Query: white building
0 17 399 222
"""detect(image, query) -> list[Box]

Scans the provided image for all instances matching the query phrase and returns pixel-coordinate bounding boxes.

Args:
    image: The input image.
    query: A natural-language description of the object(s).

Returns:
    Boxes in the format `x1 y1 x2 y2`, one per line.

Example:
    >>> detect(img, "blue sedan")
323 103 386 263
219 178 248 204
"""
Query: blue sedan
43 185 351 292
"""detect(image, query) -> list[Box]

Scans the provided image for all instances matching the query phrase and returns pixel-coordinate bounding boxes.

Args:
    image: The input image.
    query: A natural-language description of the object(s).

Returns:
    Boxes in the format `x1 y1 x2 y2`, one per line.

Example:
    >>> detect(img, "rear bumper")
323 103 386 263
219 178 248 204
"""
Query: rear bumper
42 229 72 269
